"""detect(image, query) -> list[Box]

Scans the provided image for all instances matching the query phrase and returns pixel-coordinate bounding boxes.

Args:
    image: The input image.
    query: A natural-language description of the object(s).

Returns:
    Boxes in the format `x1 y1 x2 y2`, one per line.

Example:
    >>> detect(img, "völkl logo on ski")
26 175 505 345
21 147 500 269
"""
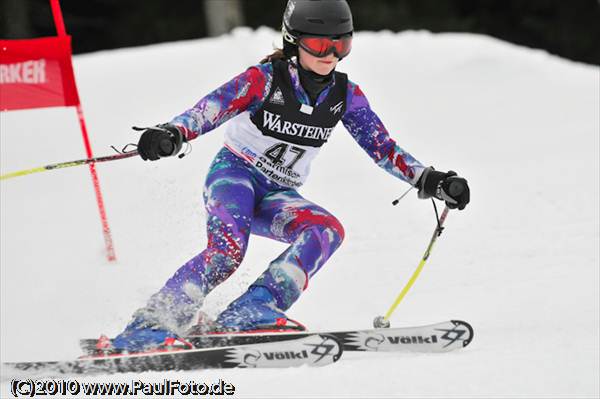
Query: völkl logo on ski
436 323 469 348
385 335 438 344
223 334 342 368
305 336 340 362
341 320 473 352
363 334 386 350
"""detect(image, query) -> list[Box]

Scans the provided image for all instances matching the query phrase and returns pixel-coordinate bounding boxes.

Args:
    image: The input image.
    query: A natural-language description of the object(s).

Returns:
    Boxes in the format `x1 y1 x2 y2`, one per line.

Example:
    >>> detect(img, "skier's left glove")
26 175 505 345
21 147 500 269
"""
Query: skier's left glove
417 167 470 210
136 124 186 161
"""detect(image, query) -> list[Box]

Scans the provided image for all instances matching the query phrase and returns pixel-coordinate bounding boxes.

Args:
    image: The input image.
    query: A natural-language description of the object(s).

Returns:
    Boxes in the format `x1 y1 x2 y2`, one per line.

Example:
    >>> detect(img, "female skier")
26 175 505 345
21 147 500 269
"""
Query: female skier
113 0 470 351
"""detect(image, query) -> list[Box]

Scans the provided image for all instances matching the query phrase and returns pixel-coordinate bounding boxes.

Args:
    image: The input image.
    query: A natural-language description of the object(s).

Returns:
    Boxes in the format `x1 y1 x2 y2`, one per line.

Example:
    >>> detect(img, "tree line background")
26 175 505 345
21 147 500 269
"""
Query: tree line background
2 0 599 65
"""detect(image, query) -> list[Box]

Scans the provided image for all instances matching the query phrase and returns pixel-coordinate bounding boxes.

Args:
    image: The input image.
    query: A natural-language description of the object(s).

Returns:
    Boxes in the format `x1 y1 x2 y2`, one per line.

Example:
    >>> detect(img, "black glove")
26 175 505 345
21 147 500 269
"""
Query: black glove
417 167 470 210
136 124 185 161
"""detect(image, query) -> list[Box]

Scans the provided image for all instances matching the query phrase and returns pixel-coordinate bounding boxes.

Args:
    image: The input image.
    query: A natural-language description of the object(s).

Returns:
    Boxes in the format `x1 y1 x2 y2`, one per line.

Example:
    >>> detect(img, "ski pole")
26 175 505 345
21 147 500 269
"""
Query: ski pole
373 177 467 328
0 150 138 181
373 204 450 328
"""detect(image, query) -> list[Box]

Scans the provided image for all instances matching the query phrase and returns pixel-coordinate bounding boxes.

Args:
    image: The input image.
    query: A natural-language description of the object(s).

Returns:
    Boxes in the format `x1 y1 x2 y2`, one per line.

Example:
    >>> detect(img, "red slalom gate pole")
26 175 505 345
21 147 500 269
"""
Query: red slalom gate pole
50 0 117 262
49 0 67 36
76 105 117 262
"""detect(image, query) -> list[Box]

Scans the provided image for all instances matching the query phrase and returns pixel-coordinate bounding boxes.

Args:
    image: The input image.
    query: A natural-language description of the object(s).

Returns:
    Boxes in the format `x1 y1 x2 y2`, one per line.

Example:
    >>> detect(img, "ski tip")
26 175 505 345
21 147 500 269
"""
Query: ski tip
318 334 344 363
450 320 474 347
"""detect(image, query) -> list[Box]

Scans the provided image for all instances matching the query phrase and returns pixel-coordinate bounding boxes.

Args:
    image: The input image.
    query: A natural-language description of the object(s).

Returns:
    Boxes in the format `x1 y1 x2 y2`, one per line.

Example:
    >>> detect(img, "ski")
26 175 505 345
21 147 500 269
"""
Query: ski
80 320 473 355
329 319 473 352
4 334 342 377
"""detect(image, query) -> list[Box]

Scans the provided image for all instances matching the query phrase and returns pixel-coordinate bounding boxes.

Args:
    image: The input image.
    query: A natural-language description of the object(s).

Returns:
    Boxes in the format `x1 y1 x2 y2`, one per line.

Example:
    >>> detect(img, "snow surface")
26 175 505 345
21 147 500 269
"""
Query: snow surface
1 27 599 398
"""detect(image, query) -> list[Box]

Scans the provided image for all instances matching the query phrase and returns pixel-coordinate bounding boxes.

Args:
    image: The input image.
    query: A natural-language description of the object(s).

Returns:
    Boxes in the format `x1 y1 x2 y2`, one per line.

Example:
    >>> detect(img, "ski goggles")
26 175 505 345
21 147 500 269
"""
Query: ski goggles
297 34 353 58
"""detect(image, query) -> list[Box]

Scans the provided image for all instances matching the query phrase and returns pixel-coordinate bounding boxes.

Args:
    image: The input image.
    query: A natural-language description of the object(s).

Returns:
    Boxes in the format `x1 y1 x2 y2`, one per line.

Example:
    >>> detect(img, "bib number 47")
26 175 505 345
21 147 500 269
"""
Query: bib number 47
264 143 306 169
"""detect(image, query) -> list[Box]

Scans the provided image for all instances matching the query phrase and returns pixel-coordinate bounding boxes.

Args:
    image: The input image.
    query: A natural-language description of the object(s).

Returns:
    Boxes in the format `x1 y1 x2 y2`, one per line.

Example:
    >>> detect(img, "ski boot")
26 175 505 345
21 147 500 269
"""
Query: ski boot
215 286 306 332
112 312 185 353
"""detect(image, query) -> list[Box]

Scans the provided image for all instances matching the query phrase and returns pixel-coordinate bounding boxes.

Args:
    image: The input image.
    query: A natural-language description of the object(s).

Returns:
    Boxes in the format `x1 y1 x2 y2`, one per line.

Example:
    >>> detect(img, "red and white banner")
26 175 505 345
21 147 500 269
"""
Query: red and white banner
1 0 117 261
0 36 80 111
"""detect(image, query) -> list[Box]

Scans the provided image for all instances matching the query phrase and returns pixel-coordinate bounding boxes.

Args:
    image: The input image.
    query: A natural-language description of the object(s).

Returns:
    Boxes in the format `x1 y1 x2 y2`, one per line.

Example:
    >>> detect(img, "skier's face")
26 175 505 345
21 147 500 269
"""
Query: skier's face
298 47 339 76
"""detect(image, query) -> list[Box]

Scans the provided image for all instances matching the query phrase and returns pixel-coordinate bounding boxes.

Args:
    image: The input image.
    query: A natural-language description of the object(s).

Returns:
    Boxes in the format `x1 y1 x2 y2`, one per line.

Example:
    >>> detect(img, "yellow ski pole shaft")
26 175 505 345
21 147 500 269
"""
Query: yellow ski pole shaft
0 151 138 181
373 205 450 328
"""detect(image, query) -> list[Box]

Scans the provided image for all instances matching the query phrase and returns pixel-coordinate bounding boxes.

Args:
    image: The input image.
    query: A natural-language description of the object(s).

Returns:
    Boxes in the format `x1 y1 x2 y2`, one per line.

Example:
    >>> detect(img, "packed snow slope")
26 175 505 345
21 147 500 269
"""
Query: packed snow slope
1 27 598 398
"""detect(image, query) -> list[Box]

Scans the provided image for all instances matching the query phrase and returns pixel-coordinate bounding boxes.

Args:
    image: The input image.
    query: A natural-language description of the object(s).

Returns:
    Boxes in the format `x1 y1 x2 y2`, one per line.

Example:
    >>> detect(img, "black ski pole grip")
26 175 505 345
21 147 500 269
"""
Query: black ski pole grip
448 180 465 197
159 138 175 156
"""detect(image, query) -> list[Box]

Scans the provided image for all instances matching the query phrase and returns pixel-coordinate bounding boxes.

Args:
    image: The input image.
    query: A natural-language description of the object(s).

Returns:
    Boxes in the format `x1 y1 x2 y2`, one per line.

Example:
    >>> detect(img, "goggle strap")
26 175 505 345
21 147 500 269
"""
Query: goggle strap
282 25 297 45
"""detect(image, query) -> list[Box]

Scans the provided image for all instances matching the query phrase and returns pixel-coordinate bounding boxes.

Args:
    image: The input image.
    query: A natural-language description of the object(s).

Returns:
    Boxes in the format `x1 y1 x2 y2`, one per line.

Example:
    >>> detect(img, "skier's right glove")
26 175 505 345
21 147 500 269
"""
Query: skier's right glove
417 167 470 210
136 124 185 161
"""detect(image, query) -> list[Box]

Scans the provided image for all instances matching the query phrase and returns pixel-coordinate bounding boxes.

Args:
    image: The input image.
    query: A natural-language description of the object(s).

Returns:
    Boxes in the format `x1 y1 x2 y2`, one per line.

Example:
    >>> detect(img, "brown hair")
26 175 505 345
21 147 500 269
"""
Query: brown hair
260 48 288 64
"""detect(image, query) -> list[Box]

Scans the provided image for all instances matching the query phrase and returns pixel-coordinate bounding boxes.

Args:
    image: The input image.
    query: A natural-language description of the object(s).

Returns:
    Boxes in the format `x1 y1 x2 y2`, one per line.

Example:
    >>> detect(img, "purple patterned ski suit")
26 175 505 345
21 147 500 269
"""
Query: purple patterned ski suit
138 60 424 332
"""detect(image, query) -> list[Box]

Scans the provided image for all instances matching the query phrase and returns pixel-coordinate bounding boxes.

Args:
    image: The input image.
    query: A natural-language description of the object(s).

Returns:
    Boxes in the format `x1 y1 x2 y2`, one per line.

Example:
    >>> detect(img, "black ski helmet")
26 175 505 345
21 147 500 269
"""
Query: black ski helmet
282 0 354 57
